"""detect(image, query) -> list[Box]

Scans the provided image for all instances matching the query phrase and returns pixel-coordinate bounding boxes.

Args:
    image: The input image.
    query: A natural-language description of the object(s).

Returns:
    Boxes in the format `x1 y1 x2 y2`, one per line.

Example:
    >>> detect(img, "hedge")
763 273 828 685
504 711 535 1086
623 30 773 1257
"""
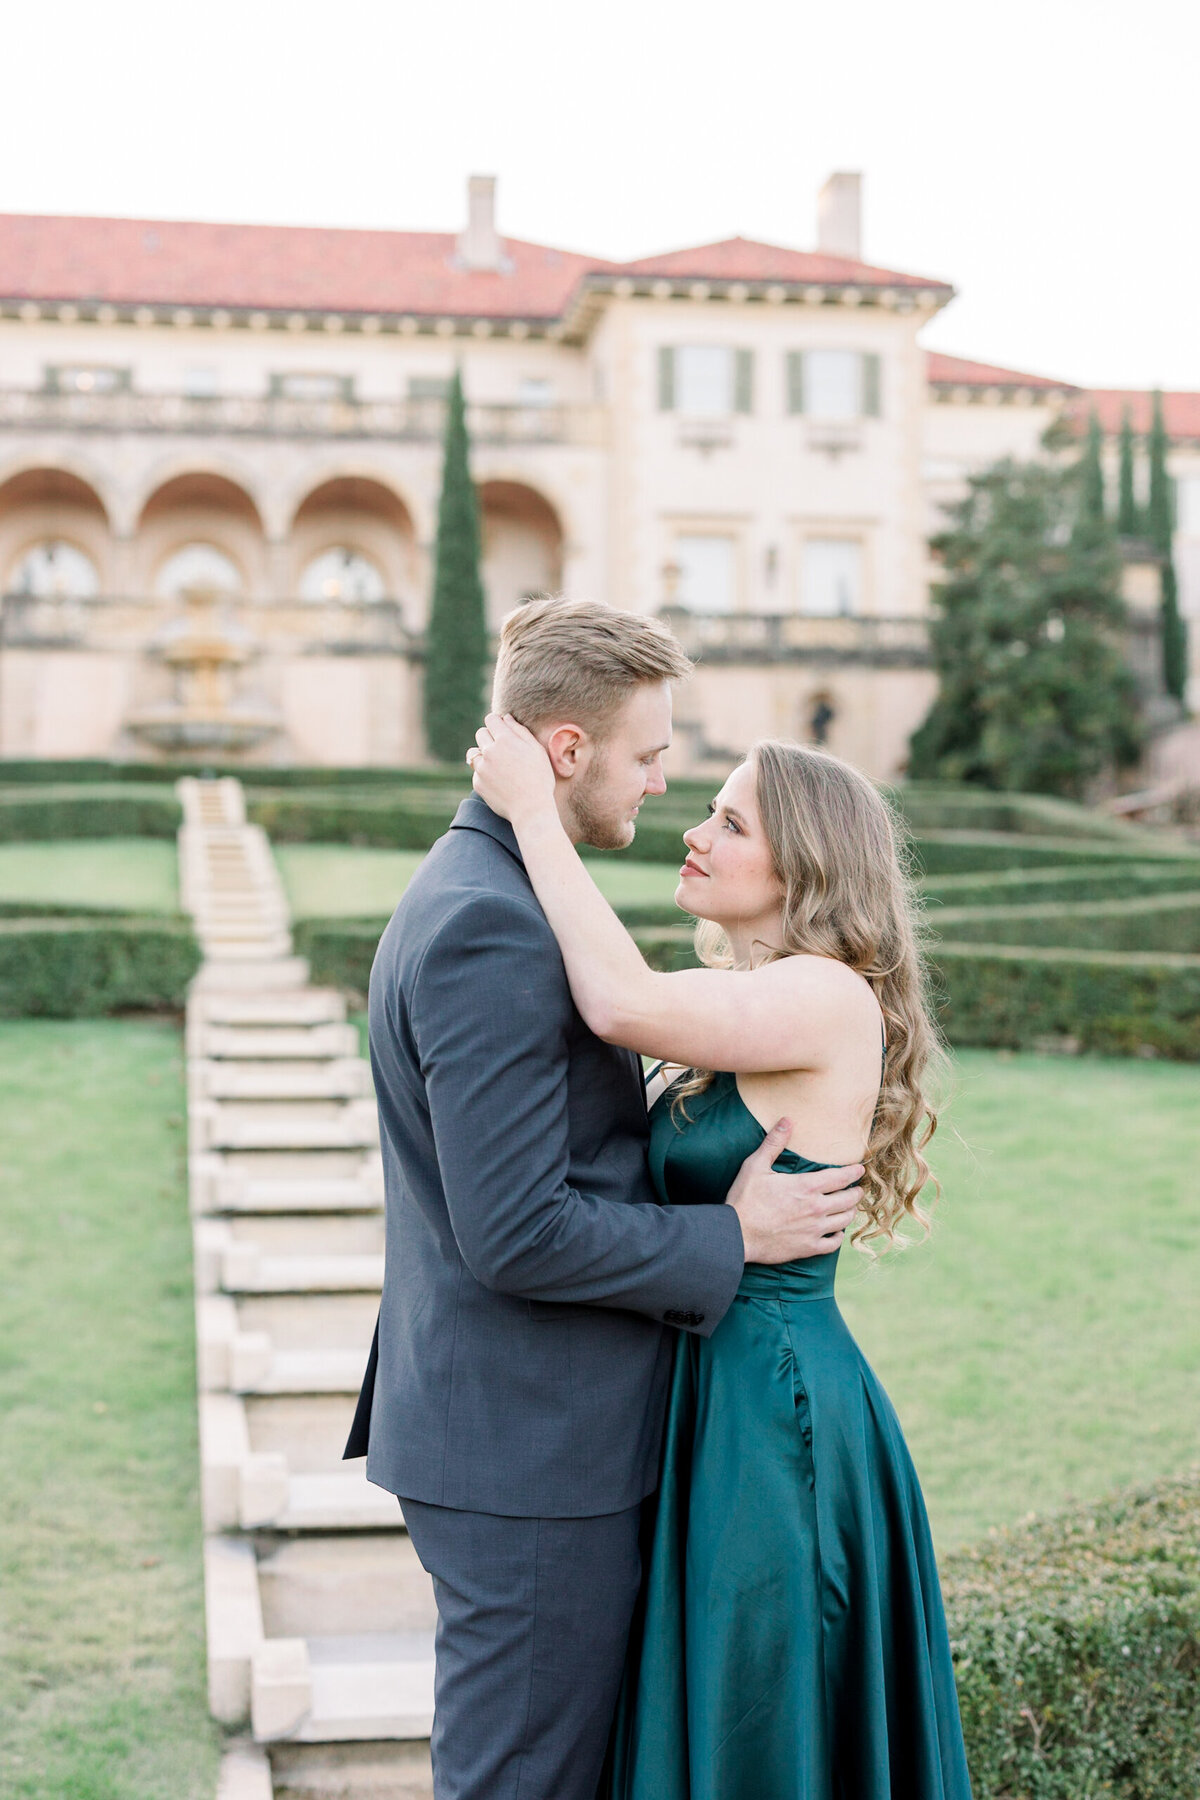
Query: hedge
943 1470 1200 1799
935 892 1200 955
0 916 201 1017
0 785 181 841
912 831 1192 877
923 861 1200 910
889 783 1167 844
931 942 1200 1058
292 918 385 994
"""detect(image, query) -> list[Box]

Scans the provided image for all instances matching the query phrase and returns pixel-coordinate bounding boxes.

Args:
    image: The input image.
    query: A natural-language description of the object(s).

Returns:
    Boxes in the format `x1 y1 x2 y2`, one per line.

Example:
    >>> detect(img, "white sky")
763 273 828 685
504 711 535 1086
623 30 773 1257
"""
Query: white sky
4 0 1198 390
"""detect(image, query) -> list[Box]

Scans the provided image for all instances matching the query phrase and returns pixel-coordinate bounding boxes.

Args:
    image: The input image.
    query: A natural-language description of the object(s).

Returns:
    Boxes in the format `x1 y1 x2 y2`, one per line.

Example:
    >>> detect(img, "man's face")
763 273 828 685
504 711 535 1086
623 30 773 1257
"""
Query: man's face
566 682 673 851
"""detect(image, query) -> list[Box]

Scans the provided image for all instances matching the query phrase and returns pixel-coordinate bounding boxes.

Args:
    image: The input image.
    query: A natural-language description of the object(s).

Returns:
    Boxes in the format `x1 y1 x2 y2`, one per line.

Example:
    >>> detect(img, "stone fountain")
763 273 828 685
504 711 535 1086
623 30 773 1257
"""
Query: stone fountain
127 585 281 754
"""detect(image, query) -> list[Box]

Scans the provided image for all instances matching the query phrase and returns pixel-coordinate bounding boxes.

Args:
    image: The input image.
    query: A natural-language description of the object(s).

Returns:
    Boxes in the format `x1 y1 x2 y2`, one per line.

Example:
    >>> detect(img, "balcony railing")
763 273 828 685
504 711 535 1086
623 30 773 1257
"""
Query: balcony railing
659 608 932 667
0 388 605 447
0 593 416 653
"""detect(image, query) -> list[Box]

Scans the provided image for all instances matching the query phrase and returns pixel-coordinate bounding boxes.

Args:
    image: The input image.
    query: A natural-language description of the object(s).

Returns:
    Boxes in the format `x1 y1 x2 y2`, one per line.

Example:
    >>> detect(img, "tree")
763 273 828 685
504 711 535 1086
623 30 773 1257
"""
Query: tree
1116 406 1140 537
1079 410 1106 527
423 369 489 761
908 456 1142 796
1146 388 1188 701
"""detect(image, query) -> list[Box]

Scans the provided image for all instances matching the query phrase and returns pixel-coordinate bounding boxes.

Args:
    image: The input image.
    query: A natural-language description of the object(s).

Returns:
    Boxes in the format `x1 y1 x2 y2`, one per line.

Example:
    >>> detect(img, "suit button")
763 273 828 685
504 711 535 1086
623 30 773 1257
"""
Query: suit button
664 1309 704 1326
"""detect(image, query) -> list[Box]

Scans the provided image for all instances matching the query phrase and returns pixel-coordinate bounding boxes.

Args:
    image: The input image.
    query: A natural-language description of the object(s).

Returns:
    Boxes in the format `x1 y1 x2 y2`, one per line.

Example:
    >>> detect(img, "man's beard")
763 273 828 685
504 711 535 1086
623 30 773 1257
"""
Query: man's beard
567 753 635 851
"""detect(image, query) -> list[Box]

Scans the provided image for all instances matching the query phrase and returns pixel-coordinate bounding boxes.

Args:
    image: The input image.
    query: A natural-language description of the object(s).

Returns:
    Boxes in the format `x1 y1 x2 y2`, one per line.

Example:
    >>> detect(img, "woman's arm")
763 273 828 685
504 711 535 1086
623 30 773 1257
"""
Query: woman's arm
469 714 861 1072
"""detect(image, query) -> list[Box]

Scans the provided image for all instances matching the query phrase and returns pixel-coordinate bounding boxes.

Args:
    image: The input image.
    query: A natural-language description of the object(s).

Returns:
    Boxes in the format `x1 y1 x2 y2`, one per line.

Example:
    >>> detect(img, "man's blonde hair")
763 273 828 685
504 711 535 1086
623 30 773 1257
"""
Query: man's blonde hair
492 596 692 737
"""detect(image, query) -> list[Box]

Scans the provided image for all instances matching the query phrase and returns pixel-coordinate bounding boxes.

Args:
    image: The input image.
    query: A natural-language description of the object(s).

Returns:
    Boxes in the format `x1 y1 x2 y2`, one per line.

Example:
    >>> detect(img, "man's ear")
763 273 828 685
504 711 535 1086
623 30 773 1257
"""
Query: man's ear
543 722 588 780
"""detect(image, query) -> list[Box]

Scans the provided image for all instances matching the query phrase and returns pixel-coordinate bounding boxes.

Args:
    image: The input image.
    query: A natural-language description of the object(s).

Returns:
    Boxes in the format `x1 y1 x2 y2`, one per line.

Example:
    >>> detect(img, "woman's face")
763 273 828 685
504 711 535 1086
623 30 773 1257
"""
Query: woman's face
676 760 784 932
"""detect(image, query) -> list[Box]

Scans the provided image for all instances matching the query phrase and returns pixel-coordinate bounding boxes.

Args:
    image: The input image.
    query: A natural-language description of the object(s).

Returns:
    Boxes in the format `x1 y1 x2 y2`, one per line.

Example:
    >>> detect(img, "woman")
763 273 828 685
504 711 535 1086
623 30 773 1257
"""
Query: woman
469 718 972 1800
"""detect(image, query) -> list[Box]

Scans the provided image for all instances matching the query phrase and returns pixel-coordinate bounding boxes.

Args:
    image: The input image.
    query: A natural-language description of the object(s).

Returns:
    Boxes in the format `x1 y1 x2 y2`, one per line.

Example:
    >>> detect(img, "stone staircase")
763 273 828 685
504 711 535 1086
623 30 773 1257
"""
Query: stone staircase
180 779 435 1800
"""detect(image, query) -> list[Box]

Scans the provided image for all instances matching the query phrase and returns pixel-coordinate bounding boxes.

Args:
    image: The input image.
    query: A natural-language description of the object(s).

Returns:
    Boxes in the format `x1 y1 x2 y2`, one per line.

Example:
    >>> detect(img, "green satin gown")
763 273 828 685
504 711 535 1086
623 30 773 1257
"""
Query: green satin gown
607 1070 973 1800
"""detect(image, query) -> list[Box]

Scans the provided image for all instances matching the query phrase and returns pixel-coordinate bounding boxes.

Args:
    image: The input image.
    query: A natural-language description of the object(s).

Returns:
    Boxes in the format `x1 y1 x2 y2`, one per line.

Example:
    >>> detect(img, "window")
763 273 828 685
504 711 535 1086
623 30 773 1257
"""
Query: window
659 347 753 416
675 535 736 612
155 543 242 598
786 351 881 419
44 365 130 396
270 372 353 402
1178 476 1200 536
299 548 387 603
517 378 553 408
408 376 452 401
184 367 219 398
9 540 99 598
800 539 862 616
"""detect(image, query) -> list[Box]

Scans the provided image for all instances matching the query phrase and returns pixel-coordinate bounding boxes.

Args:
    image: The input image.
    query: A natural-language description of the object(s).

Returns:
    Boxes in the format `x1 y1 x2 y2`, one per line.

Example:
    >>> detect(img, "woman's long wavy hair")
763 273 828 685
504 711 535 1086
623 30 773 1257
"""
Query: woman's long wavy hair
672 740 943 1253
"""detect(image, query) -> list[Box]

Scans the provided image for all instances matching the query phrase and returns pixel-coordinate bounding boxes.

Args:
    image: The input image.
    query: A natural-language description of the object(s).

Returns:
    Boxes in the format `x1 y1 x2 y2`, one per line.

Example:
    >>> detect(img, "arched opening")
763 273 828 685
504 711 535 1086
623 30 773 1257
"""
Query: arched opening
0 467 111 596
136 471 265 599
290 476 417 614
478 481 564 628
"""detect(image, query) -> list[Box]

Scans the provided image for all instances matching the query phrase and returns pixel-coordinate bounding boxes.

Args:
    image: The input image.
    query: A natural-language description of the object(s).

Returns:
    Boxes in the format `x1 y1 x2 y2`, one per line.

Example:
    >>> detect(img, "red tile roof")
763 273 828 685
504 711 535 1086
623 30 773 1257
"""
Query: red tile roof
1075 388 1200 442
0 214 948 320
0 214 617 320
621 236 949 290
926 350 1077 391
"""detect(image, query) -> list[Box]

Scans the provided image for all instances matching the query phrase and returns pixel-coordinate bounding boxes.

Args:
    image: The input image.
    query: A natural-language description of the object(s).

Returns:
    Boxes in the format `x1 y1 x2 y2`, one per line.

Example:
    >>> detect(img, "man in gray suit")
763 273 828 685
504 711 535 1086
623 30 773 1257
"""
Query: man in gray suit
345 598 862 1799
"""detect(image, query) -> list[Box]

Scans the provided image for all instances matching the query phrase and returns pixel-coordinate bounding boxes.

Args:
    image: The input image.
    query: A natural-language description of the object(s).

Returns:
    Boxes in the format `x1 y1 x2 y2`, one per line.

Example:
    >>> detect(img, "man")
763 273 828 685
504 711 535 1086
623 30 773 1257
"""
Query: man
345 597 861 1800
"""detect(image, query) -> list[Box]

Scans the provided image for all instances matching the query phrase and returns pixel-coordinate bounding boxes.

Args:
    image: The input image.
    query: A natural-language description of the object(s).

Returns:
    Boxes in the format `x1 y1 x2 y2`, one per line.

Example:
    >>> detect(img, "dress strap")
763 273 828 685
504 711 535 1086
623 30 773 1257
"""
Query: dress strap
644 1059 668 1089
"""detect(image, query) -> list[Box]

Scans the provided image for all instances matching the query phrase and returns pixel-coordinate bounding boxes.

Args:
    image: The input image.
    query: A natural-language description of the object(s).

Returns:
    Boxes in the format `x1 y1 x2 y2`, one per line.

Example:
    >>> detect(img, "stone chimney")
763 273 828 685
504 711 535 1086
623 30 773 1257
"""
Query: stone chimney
457 174 504 271
817 172 862 262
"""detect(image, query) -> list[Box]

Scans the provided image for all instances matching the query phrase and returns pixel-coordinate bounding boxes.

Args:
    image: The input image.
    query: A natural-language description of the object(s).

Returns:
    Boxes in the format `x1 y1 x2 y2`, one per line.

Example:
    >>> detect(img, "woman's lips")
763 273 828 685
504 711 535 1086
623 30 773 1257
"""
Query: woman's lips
680 858 707 878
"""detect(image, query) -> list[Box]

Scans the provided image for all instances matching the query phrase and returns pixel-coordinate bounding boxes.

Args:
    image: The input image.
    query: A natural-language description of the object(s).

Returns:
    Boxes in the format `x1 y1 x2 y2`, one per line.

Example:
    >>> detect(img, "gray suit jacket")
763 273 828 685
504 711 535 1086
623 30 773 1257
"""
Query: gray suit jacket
344 796 744 1517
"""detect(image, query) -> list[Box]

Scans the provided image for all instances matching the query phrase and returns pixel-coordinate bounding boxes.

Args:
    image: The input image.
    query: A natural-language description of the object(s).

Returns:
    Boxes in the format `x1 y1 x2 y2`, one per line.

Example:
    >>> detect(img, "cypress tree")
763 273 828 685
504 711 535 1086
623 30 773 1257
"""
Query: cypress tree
423 369 489 761
1079 411 1106 527
1116 406 1140 537
1146 389 1188 701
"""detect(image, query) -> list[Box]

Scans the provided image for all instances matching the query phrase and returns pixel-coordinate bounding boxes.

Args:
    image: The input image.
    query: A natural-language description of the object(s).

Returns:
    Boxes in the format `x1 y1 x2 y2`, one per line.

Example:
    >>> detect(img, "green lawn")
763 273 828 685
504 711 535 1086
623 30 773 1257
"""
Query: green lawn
0 1020 219 1800
839 1049 1200 1549
0 840 179 914
277 842 682 919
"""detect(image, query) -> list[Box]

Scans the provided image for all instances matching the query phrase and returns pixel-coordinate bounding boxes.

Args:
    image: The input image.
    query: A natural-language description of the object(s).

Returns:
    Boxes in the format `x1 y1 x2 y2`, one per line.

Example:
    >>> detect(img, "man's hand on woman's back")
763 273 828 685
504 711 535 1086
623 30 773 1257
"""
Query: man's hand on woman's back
726 1121 862 1264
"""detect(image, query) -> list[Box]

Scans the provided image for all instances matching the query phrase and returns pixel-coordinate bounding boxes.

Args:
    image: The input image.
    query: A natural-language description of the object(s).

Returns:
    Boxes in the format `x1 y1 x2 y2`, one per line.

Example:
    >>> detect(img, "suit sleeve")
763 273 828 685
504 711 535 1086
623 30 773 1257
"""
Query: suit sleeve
410 890 744 1338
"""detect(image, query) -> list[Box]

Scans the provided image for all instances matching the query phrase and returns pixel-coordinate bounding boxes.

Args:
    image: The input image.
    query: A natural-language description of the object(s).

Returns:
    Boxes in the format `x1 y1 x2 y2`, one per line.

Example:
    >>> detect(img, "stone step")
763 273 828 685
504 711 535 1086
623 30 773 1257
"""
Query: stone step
189 1022 361 1061
192 958 311 993
191 1099 379 1153
190 1152 383 1216
194 1216 384 1294
198 1296 372 1395
253 1634 435 1743
269 1742 433 1799
198 933 296 961
200 1394 390 1531
191 1060 374 1102
191 990 348 1028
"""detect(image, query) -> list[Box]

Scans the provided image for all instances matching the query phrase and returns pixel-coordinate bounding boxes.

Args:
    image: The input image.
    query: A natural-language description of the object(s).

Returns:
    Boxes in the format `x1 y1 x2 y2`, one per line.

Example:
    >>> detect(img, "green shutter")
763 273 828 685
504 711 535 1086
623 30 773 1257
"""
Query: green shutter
862 353 882 418
657 346 675 411
734 348 754 414
786 350 806 414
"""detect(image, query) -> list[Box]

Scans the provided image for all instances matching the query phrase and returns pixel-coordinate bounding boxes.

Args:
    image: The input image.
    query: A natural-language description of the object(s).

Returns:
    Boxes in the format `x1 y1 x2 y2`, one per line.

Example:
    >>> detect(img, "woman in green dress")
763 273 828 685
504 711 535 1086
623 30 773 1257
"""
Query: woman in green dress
469 720 973 1800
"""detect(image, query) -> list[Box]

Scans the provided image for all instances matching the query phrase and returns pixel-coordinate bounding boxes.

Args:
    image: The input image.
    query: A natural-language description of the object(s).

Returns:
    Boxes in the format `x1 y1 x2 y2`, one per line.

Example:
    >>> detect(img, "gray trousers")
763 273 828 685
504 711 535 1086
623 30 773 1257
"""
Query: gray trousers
400 1496 643 1800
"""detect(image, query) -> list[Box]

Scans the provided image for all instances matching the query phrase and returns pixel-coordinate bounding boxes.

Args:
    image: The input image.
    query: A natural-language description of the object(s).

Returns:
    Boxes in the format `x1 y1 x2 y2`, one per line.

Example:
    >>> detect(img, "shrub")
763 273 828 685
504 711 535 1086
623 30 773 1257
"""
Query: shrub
931 942 1200 1059
934 892 1200 955
247 790 456 851
0 917 200 1017
889 784 1156 843
944 1470 1200 1799
923 862 1200 910
913 832 1190 877
292 918 385 994
0 785 181 841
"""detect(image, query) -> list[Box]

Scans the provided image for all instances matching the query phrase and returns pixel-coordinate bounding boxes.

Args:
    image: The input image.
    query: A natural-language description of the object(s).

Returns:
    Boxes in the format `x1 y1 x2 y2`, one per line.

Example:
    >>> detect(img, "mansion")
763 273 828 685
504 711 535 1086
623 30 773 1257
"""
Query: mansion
1 174 1197 781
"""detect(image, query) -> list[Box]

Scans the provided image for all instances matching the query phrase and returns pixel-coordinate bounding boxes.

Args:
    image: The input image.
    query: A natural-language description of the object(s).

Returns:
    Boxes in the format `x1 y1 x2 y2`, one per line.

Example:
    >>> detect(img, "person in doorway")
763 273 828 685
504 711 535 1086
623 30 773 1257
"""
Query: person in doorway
345 597 862 1800
469 717 974 1800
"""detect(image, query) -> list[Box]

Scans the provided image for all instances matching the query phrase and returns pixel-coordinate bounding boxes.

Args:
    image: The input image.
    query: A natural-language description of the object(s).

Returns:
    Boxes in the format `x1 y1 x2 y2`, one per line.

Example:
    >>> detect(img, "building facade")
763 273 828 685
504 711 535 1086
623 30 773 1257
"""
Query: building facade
0 175 1196 777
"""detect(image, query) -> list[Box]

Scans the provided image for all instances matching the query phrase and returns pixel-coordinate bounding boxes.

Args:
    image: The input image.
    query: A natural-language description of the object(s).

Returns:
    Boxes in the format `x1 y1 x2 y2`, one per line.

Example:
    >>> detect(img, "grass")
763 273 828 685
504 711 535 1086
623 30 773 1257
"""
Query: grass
0 1020 220 1800
0 841 179 914
838 1048 1200 1550
277 841 681 919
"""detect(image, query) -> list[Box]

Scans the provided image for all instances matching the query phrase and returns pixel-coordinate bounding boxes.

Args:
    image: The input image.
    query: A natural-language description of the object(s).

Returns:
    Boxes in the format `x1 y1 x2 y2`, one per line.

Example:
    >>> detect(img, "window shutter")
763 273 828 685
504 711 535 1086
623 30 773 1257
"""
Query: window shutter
862 353 882 418
786 350 806 414
657 346 676 411
734 349 754 414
